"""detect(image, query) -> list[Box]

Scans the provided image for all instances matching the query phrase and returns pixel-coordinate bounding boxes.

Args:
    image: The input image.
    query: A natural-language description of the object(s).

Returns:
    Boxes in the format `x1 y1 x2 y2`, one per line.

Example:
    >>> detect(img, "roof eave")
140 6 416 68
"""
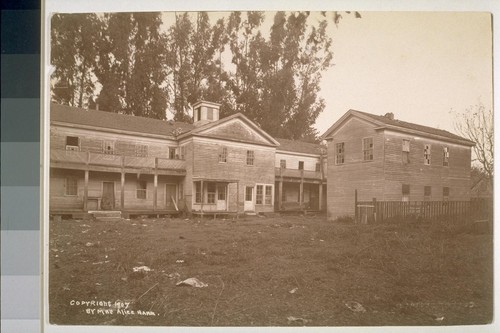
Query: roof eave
378 125 476 146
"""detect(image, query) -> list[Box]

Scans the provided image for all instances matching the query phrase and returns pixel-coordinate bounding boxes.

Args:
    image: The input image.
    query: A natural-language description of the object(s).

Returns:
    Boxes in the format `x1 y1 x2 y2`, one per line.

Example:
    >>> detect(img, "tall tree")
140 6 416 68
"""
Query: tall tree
453 102 494 183
51 13 100 107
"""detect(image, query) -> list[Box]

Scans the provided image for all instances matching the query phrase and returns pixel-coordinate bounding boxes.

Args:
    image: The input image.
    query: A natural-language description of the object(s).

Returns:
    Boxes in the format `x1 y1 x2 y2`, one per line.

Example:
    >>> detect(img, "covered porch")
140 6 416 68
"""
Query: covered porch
192 178 240 217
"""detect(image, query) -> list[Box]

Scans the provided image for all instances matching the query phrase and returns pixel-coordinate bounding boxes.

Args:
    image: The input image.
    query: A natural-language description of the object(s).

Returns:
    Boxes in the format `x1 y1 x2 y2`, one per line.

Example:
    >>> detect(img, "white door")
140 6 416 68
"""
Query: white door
244 186 254 211
216 184 227 211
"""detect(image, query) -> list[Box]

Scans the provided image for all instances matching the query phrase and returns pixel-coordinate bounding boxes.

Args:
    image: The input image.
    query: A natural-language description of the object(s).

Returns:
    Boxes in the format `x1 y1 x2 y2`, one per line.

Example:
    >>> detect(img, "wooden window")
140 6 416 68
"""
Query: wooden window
265 185 273 205
219 147 227 163
245 187 253 201
363 137 373 161
298 161 304 170
207 183 216 204
196 107 201 121
246 150 254 165
335 142 345 165
103 141 114 154
424 186 431 201
137 180 147 199
402 139 410 164
443 147 449 166
169 147 177 159
280 159 286 169
402 184 410 202
135 144 148 157
424 144 431 165
315 163 321 172
207 108 214 120
195 182 202 203
217 185 226 200
256 185 263 204
65 177 77 196
443 187 450 201
65 136 80 151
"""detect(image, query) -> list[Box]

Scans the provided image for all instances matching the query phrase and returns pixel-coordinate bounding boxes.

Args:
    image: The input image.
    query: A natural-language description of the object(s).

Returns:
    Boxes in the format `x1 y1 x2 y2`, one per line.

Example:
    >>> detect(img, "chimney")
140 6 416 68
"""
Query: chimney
192 100 221 127
384 112 394 120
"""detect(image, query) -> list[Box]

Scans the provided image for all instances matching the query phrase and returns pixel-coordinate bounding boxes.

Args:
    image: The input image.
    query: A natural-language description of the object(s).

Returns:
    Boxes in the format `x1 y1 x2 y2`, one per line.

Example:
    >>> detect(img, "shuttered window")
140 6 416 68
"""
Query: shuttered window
315 163 321 172
103 141 114 154
135 144 148 157
363 137 373 161
280 159 286 169
443 147 449 166
335 142 345 165
402 139 410 164
298 161 304 170
424 144 431 165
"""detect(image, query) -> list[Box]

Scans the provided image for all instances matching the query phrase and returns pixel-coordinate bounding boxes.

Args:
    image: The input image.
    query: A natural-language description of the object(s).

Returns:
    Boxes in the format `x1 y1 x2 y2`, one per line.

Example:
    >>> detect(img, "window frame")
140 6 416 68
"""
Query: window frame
102 140 115 155
424 144 431 165
218 147 227 163
255 184 273 205
245 186 253 202
65 136 80 151
443 146 449 167
402 139 410 164
402 184 410 202
246 150 254 166
195 182 202 203
443 187 450 201
136 180 147 199
298 161 304 170
335 142 345 165
280 159 286 169
362 137 374 161
135 144 148 157
424 186 431 201
65 177 78 196
207 183 216 204
315 163 321 172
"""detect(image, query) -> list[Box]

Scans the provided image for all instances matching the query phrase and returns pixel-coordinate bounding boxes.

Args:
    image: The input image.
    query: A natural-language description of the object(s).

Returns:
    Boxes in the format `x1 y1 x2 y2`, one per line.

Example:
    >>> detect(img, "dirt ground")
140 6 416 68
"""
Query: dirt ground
48 214 493 326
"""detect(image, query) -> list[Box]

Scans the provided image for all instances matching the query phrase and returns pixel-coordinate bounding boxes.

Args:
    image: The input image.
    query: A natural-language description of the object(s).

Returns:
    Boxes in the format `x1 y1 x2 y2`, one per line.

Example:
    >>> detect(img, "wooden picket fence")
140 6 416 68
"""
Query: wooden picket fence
355 197 492 224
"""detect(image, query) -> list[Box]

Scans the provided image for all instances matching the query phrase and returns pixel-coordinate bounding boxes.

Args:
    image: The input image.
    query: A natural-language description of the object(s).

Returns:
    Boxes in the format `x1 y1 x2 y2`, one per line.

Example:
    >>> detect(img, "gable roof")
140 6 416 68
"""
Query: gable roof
179 112 280 147
275 138 324 155
321 109 475 146
51 103 194 138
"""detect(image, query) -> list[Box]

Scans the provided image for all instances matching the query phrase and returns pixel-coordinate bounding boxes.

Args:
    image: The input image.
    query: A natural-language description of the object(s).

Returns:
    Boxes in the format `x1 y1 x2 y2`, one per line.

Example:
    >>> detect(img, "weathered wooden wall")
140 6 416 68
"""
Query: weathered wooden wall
275 152 320 172
327 118 385 219
192 137 276 213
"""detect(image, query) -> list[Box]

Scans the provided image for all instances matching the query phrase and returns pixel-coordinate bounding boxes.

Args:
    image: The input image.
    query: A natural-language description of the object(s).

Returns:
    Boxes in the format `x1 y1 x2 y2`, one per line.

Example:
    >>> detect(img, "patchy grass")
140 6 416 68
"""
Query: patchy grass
49 215 493 326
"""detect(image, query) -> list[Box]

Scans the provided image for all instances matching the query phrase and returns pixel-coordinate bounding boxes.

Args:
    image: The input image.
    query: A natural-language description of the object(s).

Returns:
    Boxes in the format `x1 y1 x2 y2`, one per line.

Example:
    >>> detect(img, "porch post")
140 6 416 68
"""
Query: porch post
200 180 204 215
236 181 240 214
153 157 158 211
318 182 323 211
83 170 89 211
120 172 125 210
299 172 304 207
153 174 158 211
278 180 283 211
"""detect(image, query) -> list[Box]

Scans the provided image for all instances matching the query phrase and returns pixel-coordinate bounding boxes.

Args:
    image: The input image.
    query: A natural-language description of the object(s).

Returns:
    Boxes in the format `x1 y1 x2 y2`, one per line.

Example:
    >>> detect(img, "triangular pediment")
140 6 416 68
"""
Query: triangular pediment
203 118 273 145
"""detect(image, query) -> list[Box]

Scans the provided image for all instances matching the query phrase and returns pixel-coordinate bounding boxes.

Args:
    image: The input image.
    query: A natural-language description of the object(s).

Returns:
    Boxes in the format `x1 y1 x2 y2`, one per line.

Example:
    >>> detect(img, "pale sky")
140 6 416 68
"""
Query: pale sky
315 11 493 136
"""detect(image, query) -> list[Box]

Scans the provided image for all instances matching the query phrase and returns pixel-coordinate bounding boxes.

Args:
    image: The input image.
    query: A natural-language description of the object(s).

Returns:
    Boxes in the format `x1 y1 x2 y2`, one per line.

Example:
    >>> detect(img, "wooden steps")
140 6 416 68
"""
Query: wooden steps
89 210 122 221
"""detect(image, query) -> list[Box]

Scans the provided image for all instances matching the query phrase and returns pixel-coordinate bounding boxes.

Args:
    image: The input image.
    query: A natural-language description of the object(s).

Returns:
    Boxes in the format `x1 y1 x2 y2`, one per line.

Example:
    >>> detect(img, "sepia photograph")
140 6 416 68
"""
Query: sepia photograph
44 5 493 329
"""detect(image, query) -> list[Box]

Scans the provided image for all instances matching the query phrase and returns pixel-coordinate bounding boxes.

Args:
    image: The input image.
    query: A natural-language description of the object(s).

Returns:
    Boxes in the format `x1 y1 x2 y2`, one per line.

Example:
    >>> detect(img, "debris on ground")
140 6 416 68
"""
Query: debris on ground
345 301 366 313
287 316 310 325
434 314 445 321
92 261 110 265
176 277 208 288
133 266 153 272
176 259 185 263
289 288 298 294
85 242 94 247
166 272 181 280
82 229 89 233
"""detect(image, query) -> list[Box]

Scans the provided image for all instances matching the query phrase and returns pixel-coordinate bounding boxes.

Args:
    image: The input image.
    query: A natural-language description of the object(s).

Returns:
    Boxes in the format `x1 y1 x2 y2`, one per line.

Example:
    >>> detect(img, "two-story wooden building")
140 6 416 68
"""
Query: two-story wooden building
49 101 326 217
321 109 475 220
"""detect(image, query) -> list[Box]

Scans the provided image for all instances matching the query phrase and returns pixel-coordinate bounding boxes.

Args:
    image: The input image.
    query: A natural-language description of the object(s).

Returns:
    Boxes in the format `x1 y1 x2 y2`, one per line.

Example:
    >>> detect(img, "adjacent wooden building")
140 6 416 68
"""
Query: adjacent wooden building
321 110 475 220
49 102 326 217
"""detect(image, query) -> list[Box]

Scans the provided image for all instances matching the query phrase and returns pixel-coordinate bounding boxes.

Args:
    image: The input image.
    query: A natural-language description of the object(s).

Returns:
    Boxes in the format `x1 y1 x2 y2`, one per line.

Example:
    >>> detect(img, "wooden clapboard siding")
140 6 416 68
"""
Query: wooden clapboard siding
204 119 269 145
49 169 85 210
192 137 275 212
51 126 176 158
275 152 320 171
327 117 385 219
383 131 471 201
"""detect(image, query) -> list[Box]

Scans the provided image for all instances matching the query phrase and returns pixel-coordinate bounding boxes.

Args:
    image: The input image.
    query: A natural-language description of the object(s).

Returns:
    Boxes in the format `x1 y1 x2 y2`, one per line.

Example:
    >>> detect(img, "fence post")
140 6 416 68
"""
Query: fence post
373 197 377 223
354 189 358 223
